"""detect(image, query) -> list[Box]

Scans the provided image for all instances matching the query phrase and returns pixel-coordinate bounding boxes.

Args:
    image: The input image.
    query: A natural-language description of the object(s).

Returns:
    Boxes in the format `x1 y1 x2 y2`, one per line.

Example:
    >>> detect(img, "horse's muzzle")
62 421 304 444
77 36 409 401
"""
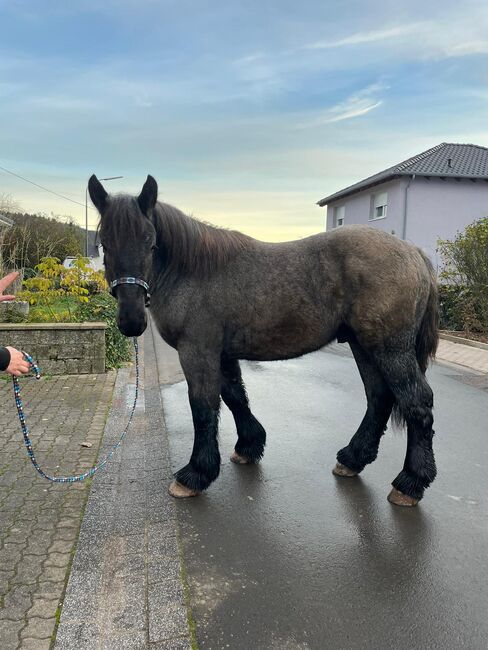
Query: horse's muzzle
117 310 147 338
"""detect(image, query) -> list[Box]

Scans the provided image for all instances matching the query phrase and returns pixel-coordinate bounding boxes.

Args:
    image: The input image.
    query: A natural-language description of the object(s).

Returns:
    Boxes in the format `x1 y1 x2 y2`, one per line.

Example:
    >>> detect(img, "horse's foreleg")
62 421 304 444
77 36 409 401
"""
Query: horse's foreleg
169 346 221 498
221 357 266 464
334 340 393 477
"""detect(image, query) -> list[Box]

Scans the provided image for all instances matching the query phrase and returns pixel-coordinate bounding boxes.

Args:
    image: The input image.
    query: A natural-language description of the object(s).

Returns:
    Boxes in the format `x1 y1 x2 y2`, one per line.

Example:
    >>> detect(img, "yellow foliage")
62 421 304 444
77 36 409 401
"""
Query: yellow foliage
17 256 108 316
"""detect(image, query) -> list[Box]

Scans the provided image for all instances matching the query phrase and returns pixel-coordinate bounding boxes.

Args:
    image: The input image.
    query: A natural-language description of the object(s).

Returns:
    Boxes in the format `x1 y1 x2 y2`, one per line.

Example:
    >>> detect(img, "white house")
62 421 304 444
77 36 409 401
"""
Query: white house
318 143 488 268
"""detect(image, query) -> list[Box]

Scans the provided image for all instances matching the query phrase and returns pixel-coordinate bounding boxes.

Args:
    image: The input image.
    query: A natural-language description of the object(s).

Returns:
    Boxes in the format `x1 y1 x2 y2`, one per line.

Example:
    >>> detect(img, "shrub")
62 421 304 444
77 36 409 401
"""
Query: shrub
15 256 131 369
19 256 107 317
438 218 488 333
438 284 484 332
76 293 132 369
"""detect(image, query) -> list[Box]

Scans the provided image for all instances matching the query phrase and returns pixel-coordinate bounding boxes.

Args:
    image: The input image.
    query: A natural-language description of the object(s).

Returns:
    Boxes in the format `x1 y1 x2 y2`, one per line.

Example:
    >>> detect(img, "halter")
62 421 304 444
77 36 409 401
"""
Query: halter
109 277 151 307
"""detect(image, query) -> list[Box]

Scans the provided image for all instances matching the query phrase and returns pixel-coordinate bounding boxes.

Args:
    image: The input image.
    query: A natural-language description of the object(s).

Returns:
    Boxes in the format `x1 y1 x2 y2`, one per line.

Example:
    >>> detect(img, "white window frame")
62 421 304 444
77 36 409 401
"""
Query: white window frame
333 205 345 228
370 192 388 221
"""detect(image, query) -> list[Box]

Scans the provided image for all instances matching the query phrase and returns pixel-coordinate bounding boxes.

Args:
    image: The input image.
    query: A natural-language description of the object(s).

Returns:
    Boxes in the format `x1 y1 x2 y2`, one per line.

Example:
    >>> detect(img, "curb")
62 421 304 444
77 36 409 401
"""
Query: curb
439 331 488 351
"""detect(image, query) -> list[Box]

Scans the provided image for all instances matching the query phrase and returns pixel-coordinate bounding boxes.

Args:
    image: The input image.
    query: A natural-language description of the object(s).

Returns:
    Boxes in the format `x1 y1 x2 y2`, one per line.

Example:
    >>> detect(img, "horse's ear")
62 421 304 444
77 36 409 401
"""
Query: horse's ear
138 175 158 215
88 175 108 213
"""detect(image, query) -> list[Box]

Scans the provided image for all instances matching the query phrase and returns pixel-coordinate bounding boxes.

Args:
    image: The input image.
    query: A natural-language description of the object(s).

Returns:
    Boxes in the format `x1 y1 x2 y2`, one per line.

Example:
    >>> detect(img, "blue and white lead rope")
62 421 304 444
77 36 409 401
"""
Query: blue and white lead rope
13 338 139 483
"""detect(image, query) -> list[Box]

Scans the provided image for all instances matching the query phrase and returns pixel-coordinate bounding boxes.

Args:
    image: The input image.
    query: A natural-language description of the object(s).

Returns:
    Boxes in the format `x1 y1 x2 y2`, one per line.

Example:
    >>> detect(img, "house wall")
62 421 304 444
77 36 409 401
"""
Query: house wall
325 179 407 237
406 177 488 268
324 176 488 269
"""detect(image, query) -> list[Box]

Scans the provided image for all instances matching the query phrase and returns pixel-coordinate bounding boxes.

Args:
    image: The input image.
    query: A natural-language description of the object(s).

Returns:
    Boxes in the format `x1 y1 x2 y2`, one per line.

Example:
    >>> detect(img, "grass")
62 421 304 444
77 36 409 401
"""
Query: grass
27 297 81 323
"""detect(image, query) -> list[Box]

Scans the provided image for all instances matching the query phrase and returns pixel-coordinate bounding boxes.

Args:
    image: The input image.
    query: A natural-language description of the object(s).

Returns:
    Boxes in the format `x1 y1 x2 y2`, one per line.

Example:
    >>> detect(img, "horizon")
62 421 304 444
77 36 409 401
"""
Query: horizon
1 1 488 241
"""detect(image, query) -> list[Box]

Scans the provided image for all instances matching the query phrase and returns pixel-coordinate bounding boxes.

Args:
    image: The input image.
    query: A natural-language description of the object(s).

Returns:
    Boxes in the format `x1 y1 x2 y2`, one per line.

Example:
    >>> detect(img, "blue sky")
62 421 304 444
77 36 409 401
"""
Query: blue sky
1 0 487 240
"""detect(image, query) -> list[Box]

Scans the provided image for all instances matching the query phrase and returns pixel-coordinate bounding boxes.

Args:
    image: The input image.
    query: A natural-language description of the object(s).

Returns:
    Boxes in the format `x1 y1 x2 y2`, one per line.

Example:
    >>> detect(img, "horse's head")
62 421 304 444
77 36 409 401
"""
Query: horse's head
88 174 159 337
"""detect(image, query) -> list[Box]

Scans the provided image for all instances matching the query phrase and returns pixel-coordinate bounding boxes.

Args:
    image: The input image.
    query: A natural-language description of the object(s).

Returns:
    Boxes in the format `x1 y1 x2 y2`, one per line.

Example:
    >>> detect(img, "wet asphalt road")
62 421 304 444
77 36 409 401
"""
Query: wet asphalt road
154 331 488 650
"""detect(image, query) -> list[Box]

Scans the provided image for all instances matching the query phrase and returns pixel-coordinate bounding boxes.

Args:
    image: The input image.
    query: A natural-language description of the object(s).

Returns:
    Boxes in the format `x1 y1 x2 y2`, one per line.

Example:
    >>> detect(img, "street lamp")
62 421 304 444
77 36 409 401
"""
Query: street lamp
85 175 123 256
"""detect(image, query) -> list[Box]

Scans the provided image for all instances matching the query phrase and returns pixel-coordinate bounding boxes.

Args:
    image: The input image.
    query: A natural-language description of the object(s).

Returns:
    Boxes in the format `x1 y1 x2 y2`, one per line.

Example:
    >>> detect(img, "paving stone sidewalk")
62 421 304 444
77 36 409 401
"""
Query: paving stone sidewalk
0 369 116 650
54 328 193 649
436 337 488 373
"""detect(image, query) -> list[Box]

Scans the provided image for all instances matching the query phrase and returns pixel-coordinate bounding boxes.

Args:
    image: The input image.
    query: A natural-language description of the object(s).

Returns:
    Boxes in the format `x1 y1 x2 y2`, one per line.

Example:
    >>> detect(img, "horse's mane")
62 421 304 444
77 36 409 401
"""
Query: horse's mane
99 195 253 278
154 202 252 276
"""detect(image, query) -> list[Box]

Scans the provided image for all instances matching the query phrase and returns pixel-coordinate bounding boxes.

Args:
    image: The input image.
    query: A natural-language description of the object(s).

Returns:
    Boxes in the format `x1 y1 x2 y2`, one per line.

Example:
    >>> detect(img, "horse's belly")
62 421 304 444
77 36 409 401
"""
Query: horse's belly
227 317 336 361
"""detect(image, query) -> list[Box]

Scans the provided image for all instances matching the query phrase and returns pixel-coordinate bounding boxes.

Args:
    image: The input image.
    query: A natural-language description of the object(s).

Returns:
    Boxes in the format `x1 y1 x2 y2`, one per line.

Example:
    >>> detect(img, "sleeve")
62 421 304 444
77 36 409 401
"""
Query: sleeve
0 347 11 371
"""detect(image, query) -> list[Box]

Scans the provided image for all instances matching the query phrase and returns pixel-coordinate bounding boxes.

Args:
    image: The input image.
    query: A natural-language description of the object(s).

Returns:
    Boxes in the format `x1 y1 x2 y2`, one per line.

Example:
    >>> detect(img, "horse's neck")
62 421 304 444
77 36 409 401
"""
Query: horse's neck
152 202 246 280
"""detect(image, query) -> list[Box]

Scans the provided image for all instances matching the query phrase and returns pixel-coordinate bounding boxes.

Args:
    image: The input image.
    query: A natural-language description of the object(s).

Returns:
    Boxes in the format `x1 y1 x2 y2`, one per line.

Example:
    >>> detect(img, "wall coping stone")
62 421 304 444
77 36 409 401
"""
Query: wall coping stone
0 322 107 331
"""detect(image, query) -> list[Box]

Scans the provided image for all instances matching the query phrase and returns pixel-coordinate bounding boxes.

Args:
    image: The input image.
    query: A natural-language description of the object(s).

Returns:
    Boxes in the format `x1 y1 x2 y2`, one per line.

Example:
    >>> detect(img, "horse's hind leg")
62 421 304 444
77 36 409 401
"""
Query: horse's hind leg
375 348 436 507
333 339 394 478
221 357 266 464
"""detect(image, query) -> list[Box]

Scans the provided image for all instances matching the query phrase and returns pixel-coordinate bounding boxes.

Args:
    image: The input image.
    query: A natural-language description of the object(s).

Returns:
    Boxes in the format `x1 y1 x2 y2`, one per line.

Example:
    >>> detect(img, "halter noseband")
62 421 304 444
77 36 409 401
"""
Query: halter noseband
109 277 151 307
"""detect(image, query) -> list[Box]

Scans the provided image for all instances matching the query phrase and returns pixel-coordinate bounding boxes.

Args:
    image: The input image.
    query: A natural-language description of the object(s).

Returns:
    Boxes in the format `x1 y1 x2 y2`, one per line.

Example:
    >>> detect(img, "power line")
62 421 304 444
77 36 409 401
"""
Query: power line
0 163 94 210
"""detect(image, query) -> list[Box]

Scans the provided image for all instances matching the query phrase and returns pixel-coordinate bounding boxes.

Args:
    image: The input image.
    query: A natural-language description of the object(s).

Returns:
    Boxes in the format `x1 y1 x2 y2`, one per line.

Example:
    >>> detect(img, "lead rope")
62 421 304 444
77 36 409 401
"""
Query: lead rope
13 337 139 483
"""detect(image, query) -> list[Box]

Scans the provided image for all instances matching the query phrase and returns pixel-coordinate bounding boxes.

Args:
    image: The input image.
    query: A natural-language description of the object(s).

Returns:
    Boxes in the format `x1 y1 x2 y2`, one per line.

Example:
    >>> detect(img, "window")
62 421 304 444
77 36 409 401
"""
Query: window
370 192 388 220
333 205 345 228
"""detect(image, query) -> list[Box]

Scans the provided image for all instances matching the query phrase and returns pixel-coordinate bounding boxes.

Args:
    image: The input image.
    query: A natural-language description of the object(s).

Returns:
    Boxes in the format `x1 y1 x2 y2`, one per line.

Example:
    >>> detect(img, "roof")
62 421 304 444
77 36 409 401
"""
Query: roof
0 213 14 228
317 143 488 206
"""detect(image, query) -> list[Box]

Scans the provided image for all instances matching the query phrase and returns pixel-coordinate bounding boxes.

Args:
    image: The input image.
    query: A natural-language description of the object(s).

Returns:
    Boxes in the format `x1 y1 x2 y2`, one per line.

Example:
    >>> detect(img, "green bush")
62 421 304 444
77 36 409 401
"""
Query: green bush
438 218 488 333
13 256 131 369
76 293 132 369
438 284 484 332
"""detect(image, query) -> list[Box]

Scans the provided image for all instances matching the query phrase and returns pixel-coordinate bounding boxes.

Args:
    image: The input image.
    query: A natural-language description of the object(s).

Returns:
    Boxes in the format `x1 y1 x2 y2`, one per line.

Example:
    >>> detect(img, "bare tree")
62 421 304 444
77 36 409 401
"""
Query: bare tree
0 193 20 214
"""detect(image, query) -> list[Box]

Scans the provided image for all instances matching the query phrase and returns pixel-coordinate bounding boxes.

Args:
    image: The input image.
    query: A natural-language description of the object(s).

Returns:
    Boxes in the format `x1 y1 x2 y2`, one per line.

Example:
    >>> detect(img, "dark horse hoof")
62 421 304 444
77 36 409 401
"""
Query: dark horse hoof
332 462 358 477
230 451 251 465
387 487 419 507
168 480 201 499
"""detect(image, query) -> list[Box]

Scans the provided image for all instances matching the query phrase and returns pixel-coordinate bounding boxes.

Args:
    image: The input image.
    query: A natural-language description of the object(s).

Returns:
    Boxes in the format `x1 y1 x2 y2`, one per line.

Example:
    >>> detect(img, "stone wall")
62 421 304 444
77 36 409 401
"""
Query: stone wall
0 323 107 374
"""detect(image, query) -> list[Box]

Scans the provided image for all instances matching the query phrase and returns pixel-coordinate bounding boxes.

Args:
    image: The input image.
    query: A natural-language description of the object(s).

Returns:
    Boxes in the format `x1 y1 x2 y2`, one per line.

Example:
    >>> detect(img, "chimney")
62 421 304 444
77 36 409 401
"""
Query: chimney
447 158 452 168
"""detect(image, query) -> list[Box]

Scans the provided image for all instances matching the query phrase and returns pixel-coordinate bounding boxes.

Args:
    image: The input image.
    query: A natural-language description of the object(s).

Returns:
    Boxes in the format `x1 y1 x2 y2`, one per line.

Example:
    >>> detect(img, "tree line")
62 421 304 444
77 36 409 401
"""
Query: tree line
0 194 85 272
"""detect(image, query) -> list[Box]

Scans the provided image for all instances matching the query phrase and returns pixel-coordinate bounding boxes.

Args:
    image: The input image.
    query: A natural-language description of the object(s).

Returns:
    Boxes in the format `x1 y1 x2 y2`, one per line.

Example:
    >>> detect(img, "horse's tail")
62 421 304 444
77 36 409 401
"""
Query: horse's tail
391 251 439 428
415 251 439 374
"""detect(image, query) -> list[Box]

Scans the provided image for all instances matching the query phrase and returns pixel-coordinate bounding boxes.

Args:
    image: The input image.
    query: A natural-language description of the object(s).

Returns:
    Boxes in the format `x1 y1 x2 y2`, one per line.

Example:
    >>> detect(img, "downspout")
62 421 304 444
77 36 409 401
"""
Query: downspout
402 174 415 240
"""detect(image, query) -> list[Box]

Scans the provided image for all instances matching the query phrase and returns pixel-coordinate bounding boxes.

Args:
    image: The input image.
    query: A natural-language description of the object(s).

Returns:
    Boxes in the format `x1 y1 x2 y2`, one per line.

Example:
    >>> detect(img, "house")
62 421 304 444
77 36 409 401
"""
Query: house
62 230 104 272
317 143 488 267
0 214 14 229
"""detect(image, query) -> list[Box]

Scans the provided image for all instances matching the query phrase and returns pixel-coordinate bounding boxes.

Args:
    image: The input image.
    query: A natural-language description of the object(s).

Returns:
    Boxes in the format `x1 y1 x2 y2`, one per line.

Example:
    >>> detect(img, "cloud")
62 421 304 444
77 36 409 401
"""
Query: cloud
297 83 386 128
299 10 488 62
441 40 488 58
303 24 422 50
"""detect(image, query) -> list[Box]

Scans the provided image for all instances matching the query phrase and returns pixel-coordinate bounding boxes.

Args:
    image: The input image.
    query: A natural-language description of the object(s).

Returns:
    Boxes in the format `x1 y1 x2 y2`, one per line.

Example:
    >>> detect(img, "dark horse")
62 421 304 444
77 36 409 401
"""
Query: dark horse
89 174 439 507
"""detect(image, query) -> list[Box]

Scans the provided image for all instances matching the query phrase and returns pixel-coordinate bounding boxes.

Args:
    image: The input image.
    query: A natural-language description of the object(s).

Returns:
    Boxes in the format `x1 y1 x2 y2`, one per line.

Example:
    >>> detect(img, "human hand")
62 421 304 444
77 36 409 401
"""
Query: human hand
0 271 19 302
5 347 30 376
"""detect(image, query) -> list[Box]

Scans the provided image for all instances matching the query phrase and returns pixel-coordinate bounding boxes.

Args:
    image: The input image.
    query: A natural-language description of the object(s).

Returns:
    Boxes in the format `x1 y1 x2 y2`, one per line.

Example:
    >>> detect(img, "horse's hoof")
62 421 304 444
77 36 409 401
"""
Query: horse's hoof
387 487 419 507
230 451 251 465
168 480 200 499
332 462 358 477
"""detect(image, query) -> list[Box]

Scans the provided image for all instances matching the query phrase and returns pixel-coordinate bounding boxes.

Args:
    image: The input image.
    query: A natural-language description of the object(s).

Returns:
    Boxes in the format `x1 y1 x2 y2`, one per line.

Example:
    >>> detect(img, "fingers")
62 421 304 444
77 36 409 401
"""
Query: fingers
6 363 30 376
0 295 16 303
0 271 19 294
5 347 31 376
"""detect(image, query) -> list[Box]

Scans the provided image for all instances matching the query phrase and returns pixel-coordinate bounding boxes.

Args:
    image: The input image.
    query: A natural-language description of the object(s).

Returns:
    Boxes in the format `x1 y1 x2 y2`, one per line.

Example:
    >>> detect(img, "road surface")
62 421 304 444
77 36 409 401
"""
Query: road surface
153 326 488 650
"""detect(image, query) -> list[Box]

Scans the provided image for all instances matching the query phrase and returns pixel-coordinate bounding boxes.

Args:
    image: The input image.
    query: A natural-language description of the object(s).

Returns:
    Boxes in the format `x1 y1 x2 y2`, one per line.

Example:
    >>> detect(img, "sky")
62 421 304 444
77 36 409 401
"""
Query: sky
0 0 488 241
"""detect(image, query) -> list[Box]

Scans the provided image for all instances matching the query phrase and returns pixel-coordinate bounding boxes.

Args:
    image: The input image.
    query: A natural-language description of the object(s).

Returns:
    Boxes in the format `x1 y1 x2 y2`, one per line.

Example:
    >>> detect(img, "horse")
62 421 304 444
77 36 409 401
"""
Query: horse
89 174 439 507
